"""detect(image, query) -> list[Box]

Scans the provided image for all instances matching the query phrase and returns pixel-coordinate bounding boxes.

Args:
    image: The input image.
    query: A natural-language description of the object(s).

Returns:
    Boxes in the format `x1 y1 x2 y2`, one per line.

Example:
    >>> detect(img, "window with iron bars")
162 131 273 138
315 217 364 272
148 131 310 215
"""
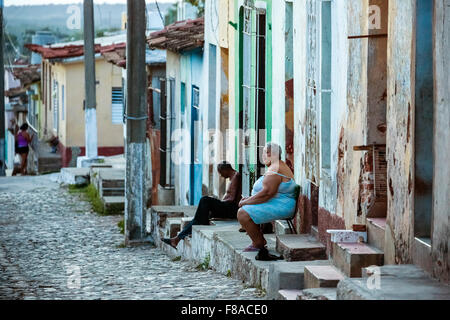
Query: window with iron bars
159 78 175 188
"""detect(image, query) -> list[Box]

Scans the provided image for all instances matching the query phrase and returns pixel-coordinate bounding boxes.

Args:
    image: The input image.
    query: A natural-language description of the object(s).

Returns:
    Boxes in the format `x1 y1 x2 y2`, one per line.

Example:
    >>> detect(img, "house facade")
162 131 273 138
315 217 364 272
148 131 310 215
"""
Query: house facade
27 35 127 167
199 0 448 283
148 18 205 206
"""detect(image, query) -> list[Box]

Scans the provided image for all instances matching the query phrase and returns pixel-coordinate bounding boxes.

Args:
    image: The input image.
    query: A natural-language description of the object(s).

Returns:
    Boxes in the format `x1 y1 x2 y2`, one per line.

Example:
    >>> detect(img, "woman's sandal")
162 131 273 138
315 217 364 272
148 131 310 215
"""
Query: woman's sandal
255 247 283 261
162 238 178 250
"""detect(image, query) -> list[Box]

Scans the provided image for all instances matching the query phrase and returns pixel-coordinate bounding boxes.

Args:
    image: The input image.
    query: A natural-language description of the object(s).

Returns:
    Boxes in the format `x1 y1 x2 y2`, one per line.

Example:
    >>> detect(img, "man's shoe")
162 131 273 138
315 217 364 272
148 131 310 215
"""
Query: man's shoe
162 238 177 250
255 247 283 261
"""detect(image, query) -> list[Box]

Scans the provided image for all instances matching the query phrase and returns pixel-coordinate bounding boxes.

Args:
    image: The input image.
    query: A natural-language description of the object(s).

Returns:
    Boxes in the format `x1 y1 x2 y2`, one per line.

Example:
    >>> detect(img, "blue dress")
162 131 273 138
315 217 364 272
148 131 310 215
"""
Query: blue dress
242 171 297 224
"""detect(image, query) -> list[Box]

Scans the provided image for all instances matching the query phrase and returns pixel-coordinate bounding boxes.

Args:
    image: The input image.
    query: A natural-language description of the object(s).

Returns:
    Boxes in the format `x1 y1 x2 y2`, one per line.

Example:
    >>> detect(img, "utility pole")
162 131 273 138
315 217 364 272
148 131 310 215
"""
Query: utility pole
0 0 5 176
125 0 151 244
82 0 98 165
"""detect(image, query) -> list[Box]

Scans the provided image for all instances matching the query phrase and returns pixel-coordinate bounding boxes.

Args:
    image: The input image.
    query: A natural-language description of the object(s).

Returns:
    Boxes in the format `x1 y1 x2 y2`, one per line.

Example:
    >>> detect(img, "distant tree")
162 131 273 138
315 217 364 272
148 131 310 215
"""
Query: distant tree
185 0 205 17
4 32 20 63
164 3 178 26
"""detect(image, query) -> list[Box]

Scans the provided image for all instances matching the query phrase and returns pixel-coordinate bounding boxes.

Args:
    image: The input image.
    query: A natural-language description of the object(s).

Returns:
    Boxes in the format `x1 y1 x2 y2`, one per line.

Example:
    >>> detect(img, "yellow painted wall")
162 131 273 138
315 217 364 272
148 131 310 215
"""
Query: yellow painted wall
51 57 124 148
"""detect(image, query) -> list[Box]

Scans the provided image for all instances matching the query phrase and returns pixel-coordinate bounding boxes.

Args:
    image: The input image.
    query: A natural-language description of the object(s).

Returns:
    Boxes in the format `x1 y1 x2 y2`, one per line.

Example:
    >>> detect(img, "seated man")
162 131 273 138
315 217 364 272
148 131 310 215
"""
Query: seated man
162 161 242 249
237 142 296 261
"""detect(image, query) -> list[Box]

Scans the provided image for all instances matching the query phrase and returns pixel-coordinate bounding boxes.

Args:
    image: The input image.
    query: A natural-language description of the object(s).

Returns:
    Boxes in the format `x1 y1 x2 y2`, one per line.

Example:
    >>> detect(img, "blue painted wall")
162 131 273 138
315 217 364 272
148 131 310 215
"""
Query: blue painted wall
414 0 434 238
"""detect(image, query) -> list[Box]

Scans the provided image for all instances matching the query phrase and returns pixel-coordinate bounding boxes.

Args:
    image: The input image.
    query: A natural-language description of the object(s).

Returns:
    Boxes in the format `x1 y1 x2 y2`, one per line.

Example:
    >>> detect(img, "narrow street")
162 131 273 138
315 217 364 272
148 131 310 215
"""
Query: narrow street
0 174 261 300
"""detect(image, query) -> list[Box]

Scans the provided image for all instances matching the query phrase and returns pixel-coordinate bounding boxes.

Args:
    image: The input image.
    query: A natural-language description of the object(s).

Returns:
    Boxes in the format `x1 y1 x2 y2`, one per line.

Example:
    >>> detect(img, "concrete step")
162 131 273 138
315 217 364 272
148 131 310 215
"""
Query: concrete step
38 164 62 174
267 260 332 299
276 234 327 262
189 223 280 291
366 218 386 251
102 196 124 214
165 218 182 238
58 168 90 185
90 167 113 191
181 217 194 231
149 206 197 245
311 225 319 240
152 206 196 228
278 289 302 300
332 242 384 277
327 229 367 243
337 265 450 300
297 288 337 300
274 220 292 235
99 169 125 196
304 265 345 289
38 159 62 169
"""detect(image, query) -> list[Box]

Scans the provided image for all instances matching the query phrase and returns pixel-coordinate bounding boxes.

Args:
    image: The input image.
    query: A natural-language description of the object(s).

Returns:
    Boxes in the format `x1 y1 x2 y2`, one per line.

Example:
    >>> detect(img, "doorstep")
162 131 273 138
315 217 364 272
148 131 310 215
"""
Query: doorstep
337 265 450 300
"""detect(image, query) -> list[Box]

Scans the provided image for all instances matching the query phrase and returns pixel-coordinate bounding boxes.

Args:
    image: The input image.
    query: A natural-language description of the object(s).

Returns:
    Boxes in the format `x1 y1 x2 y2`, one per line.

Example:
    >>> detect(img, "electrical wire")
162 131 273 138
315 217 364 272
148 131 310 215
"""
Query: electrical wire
154 0 165 26
3 19 27 60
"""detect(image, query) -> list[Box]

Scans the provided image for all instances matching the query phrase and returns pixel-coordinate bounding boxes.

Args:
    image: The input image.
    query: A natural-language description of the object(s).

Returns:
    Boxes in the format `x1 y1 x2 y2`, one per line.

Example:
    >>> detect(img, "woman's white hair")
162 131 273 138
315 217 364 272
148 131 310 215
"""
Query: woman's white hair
265 142 282 160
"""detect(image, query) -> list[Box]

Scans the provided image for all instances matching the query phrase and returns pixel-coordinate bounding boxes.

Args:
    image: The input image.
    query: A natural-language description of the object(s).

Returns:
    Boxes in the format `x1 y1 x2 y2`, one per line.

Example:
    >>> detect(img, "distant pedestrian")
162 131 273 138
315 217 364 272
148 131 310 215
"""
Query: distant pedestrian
14 123 33 176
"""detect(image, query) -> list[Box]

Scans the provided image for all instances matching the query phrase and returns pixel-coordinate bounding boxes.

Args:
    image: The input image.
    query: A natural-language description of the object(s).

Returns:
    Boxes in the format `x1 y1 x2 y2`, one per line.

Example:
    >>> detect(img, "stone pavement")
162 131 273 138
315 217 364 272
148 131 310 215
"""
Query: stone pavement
0 174 263 300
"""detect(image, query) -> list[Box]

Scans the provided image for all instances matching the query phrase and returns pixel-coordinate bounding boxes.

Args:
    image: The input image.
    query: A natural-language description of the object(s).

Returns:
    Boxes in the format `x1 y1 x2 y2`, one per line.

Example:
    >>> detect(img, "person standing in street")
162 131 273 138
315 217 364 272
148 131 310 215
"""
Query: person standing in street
14 123 33 176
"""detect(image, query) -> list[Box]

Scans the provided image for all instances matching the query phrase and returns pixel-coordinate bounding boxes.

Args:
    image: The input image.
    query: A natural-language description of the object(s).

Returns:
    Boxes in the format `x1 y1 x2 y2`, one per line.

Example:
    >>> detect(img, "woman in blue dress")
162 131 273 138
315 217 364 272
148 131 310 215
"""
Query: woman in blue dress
237 142 297 260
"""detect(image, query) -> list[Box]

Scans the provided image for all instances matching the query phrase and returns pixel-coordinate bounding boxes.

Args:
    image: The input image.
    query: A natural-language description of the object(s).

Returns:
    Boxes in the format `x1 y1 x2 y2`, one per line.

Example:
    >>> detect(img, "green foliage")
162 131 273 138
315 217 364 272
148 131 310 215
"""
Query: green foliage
164 3 178 26
68 184 88 193
185 0 205 16
116 242 126 249
227 269 232 277
68 183 122 216
95 27 120 38
172 256 182 262
85 184 104 215
164 0 205 25
117 219 125 234
196 253 211 271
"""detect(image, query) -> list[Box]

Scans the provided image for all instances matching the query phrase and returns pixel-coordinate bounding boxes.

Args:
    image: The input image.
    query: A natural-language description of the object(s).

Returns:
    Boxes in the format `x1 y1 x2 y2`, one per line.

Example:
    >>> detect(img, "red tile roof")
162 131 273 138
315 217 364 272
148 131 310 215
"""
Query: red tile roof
12 64 41 87
100 43 127 68
147 17 204 52
25 43 103 60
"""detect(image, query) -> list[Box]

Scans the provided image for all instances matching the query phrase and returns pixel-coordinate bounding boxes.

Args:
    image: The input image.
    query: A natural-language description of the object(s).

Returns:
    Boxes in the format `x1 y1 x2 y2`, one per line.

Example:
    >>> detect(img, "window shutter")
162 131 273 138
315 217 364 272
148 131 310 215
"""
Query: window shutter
111 87 124 124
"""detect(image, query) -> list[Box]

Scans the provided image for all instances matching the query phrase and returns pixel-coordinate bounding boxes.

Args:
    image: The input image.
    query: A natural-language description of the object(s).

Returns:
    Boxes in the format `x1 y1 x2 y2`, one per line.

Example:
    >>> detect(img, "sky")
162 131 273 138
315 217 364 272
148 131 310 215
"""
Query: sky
5 0 175 6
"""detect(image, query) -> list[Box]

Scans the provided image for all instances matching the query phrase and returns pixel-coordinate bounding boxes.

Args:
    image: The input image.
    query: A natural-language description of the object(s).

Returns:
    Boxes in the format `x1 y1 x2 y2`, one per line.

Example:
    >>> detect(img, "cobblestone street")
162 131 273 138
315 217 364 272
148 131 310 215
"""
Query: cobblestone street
0 174 263 300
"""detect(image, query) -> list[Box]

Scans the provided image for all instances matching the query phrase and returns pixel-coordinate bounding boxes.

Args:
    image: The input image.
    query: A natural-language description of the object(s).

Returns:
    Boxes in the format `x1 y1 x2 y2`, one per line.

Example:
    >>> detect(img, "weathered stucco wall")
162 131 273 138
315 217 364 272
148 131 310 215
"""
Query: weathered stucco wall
292 0 307 233
335 0 369 228
384 0 415 265
64 59 123 148
319 0 348 216
432 0 449 283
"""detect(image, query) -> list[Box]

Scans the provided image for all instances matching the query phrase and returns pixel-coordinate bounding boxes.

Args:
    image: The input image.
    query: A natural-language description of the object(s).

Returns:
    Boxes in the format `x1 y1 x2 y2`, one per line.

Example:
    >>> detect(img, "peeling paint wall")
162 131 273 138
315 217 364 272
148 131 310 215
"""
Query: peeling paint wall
293 0 392 244
385 0 415 265
336 0 369 229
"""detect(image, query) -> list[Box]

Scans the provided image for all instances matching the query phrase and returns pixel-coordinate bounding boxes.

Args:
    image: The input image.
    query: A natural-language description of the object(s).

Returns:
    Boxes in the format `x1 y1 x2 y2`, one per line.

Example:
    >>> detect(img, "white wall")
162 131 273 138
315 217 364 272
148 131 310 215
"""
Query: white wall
293 0 307 187
271 0 286 151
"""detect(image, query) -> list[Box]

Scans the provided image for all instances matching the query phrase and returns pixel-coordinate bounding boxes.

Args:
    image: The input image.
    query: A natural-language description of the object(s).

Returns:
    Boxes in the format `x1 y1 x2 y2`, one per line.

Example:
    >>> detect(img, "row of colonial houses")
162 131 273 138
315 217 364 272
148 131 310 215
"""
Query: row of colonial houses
8 0 448 283
148 0 448 284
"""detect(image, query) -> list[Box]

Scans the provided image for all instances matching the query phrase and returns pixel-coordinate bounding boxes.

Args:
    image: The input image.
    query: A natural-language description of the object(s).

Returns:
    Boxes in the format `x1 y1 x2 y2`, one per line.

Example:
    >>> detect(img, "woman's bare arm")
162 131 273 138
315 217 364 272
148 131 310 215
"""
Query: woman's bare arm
239 174 281 207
